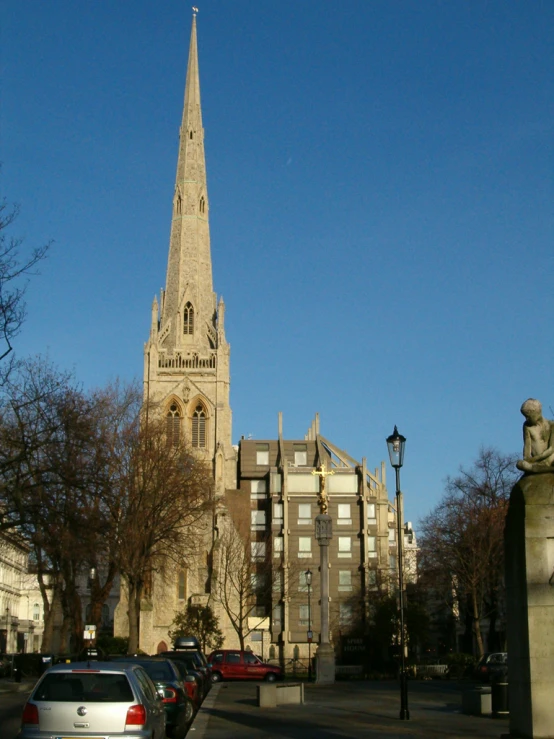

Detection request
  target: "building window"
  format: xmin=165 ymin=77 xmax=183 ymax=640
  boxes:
xmin=250 ymin=573 xmax=266 ymax=592
xmin=256 ymin=444 xmax=269 ymax=465
xmin=298 ymin=570 xmax=311 ymax=592
xmin=250 ymin=630 xmax=262 ymax=642
xmin=183 ymin=302 xmax=194 ymax=334
xmin=273 ymin=570 xmax=282 ymax=593
xmin=272 ymin=602 xmax=282 ymax=628
xmin=178 ymin=570 xmax=186 ymax=600
xmin=338 ymin=537 xmax=352 ymax=558
xmin=251 ymin=510 xmax=266 ymax=531
xmin=191 ymin=403 xmax=207 ymax=448
xmin=299 ymin=604 xmax=310 ymax=626
xmin=338 ymin=504 xmax=351 ymax=525
xmin=273 ymin=535 xmax=283 ymax=556
xmin=250 ymin=479 xmax=267 ymax=500
xmin=389 ymin=554 xmax=397 ymax=571
xmin=273 ymin=502 xmax=283 ymax=523
xmin=33 ymin=604 xmax=40 ymax=621
xmin=389 ymin=528 xmax=396 ymax=543
xmin=294 ymin=444 xmax=307 ymax=466
xmin=367 ymin=569 xmax=377 ymax=589
xmin=199 ymin=196 xmax=205 ymax=214
xmin=166 ymin=403 xmax=181 ymax=447
xmin=338 ymin=570 xmax=352 ymax=592
xmin=298 ymin=503 xmax=312 ymax=525
xmin=251 ymin=542 xmax=266 ymax=562
xmin=367 ymin=536 xmax=377 ymax=558
xmin=339 ymin=602 xmax=353 ymax=626
xmin=298 ymin=537 xmax=312 ymax=559
xmin=367 ymin=502 xmax=376 ymax=523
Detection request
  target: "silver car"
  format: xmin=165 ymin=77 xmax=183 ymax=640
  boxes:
xmin=18 ymin=660 xmax=166 ymax=738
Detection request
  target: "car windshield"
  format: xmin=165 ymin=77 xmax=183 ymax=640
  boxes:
xmin=34 ymin=672 xmax=134 ymax=702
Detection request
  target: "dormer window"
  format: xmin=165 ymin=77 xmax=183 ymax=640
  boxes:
xmin=192 ymin=403 xmax=207 ymax=448
xmin=167 ymin=403 xmax=181 ymax=447
xmin=183 ymin=302 xmax=194 ymax=335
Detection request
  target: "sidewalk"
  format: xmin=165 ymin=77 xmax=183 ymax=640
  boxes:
xmin=0 ymin=677 xmax=36 ymax=694
xmin=189 ymin=680 xmax=509 ymax=739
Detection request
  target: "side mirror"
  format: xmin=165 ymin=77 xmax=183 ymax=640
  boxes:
xmin=185 ymin=675 xmax=196 ymax=683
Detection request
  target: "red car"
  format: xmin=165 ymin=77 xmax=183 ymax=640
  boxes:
xmin=207 ymin=650 xmax=282 ymax=682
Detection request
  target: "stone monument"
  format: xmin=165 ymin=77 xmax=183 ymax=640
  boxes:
xmin=504 ymin=398 xmax=554 ymax=738
xmin=312 ymin=463 xmax=336 ymax=684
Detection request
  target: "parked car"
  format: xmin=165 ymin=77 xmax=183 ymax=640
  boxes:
xmin=475 ymin=652 xmax=508 ymax=682
xmin=158 ymin=650 xmax=210 ymax=698
xmin=161 ymin=655 xmax=201 ymax=708
xmin=111 ymin=656 xmax=195 ymax=737
xmin=18 ymin=660 xmax=166 ymax=739
xmin=207 ymin=649 xmax=282 ymax=682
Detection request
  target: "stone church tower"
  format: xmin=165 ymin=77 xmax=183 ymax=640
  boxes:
xmin=144 ymin=14 xmax=236 ymax=496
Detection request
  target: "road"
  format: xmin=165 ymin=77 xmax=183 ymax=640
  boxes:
xmin=0 ymin=689 xmax=29 ymax=739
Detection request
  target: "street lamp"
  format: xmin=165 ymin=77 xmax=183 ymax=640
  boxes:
xmin=386 ymin=425 xmax=409 ymax=721
xmin=305 ymin=569 xmax=313 ymax=681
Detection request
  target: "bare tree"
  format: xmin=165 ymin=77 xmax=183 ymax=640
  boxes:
xmin=418 ymin=448 xmax=517 ymax=657
xmin=0 ymin=357 xmax=107 ymax=652
xmin=0 ymin=197 xmax=50 ymax=381
xmin=108 ymin=416 xmax=214 ymax=653
xmin=212 ymin=500 xmax=273 ymax=650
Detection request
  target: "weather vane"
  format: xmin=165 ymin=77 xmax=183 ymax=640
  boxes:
xmin=192 ymin=6 xmax=199 ymax=14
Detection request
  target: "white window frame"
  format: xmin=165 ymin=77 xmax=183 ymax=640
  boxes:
xmin=298 ymin=503 xmax=312 ymax=525
xmin=367 ymin=535 xmax=377 ymax=558
xmin=256 ymin=445 xmax=269 ymax=466
xmin=339 ymin=602 xmax=354 ymax=626
xmin=299 ymin=604 xmax=310 ymax=626
xmin=251 ymin=510 xmax=266 ymax=530
xmin=389 ymin=527 xmax=396 ymax=543
xmin=273 ymin=502 xmax=283 ymax=523
xmin=273 ymin=535 xmax=283 ymax=556
xmin=338 ymin=570 xmax=352 ymax=592
xmin=251 ymin=541 xmax=266 ymax=562
xmin=250 ymin=479 xmax=267 ymax=500
xmin=338 ymin=537 xmax=352 ymax=558
xmin=294 ymin=446 xmax=308 ymax=466
xmin=367 ymin=502 xmax=376 ymax=523
xmin=298 ymin=537 xmax=312 ymax=558
xmin=338 ymin=503 xmax=352 ymax=525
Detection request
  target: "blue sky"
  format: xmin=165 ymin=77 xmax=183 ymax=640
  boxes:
xmin=1 ymin=1 xmax=552 ymax=525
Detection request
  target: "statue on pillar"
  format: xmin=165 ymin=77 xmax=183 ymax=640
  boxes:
xmin=516 ymin=398 xmax=554 ymax=474
xmin=312 ymin=462 xmax=335 ymax=514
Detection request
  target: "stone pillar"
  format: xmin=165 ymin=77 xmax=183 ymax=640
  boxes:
xmin=315 ymin=514 xmax=335 ymax=684
xmin=505 ymin=474 xmax=554 ymax=739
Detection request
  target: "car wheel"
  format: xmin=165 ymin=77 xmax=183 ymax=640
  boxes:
xmin=211 ymin=671 xmax=222 ymax=683
xmin=265 ymin=672 xmax=277 ymax=682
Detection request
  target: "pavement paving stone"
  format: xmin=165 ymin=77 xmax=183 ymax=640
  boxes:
xmin=189 ymin=680 xmax=509 ymax=739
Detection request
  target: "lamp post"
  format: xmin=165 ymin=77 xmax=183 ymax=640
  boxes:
xmin=306 ymin=569 xmax=313 ymax=681
xmin=386 ymin=425 xmax=409 ymax=721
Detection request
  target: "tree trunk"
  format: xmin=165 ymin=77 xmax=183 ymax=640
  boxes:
xmin=471 ymin=587 xmax=484 ymax=658
xmin=127 ymin=581 xmax=142 ymax=654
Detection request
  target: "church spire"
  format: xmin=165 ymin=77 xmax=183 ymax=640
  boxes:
xmin=161 ymin=13 xmax=215 ymax=352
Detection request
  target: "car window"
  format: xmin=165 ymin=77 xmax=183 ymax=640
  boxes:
xmin=211 ymin=652 xmax=223 ymax=664
xmin=34 ymin=672 xmax=134 ymax=702
xmin=227 ymin=652 xmax=241 ymax=664
xmin=141 ymin=662 xmax=173 ymax=682
xmin=134 ymin=667 xmax=157 ymax=702
xmin=244 ymin=653 xmax=259 ymax=665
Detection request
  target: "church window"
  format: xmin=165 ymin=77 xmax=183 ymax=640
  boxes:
xmin=183 ymin=302 xmax=194 ymax=334
xmin=199 ymin=196 xmax=205 ymax=214
xmin=178 ymin=570 xmax=186 ymax=600
xmin=191 ymin=403 xmax=207 ymax=448
xmin=190 ymin=130 xmax=193 ymax=139
xmin=167 ymin=403 xmax=181 ymax=447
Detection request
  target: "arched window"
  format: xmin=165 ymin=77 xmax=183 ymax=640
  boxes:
xmin=183 ymin=302 xmax=194 ymax=335
xmin=166 ymin=403 xmax=181 ymax=447
xmin=191 ymin=403 xmax=207 ymax=448
xmin=199 ymin=196 xmax=205 ymax=214
xmin=33 ymin=603 xmax=40 ymax=621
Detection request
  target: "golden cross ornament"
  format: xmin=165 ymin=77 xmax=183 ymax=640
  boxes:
xmin=312 ymin=462 xmax=335 ymax=514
